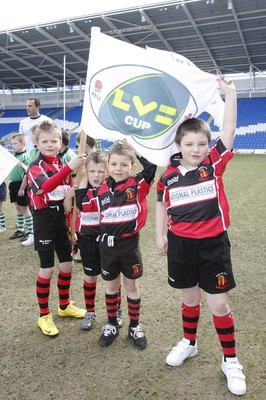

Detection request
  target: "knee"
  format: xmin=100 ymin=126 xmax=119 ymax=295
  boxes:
xmin=106 ymin=276 xmax=121 ymax=295
xmin=124 ymin=280 xmax=139 ymax=298
xmin=182 ymin=287 xmax=201 ymax=307
xmin=210 ymin=299 xmax=230 ymax=316
xmin=39 ymin=266 xmax=54 ymax=279
xmin=60 ymin=261 xmax=73 ymax=272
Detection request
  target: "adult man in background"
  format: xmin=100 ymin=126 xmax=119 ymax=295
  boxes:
xmin=19 ymin=98 xmax=52 ymax=151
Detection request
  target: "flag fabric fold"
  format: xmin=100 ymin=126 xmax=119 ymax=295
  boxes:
xmin=81 ymin=27 xmax=224 ymax=167
xmin=0 ymin=145 xmax=18 ymax=185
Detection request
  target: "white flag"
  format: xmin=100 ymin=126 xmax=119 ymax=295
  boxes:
xmin=0 ymin=145 xmax=18 ymax=185
xmin=146 ymin=46 xmax=225 ymax=129
xmin=81 ymin=27 xmax=225 ymax=167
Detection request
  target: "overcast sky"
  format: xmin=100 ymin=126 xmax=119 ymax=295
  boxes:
xmin=1 ymin=0 xmax=164 ymax=31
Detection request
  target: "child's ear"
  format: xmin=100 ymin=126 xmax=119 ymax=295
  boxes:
xmin=175 ymin=143 xmax=181 ymax=152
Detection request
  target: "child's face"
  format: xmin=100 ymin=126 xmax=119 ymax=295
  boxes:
xmin=11 ymin=138 xmax=24 ymax=153
xmin=37 ymin=132 xmax=62 ymax=157
xmin=87 ymin=160 xmax=107 ymax=187
xmin=176 ymin=131 xmax=209 ymax=170
xmin=107 ymin=154 xmax=135 ymax=182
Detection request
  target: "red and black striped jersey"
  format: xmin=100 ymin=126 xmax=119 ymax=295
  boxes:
xmin=157 ymin=139 xmax=234 ymax=239
xmin=79 ymin=157 xmax=156 ymax=239
xmin=27 ymin=153 xmax=73 ymax=210
xmin=75 ymin=186 xmax=100 ymax=238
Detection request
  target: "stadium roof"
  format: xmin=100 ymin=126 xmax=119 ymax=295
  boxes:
xmin=0 ymin=0 xmax=265 ymax=91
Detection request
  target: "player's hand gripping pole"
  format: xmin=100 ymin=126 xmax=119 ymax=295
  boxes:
xmin=70 ymin=129 xmax=87 ymax=242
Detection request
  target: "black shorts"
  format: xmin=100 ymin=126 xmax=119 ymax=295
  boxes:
xmin=167 ymin=230 xmax=236 ymax=294
xmin=78 ymin=234 xmax=101 ymax=277
xmin=37 ymin=244 xmax=72 ymax=268
xmin=9 ymin=181 xmax=29 ymax=206
xmin=0 ymin=182 xmax=7 ymax=202
xmin=99 ymin=233 xmax=143 ymax=281
xmin=33 ymin=206 xmax=72 ymax=268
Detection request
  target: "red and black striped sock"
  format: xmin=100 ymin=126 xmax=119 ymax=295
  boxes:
xmin=57 ymin=270 xmax=71 ymax=309
xmin=83 ymin=280 xmax=96 ymax=312
xmin=105 ymin=293 xmax=118 ymax=325
xmin=213 ymin=312 xmax=236 ymax=360
xmin=128 ymin=297 xmax=141 ymax=328
xmin=182 ymin=302 xmax=200 ymax=346
xmin=36 ymin=275 xmax=51 ymax=317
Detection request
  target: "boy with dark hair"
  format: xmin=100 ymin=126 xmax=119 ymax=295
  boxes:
xmin=75 ymin=132 xmax=96 ymax=154
xmin=156 ymin=76 xmax=246 ymax=396
xmin=27 ymin=120 xmax=87 ymax=336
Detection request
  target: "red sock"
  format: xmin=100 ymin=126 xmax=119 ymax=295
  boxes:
xmin=182 ymin=302 xmax=200 ymax=344
xmin=36 ymin=275 xmax=51 ymax=316
xmin=213 ymin=312 xmax=236 ymax=359
xmin=83 ymin=280 xmax=96 ymax=312
xmin=57 ymin=270 xmax=71 ymax=308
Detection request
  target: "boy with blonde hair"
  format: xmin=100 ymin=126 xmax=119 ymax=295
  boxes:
xmin=27 ymin=121 xmax=87 ymax=336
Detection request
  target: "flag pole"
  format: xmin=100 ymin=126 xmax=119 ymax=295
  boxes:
xmin=70 ymin=26 xmax=101 ymax=241
xmin=70 ymin=128 xmax=87 ymax=242
xmin=63 ymin=55 xmax=66 ymax=130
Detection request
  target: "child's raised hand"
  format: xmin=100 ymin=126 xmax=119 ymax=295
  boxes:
xmin=217 ymin=75 xmax=236 ymax=94
xmin=68 ymin=154 xmax=86 ymax=170
xmin=122 ymin=138 xmax=140 ymax=157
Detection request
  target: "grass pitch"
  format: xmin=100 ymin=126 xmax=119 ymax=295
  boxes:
xmin=0 ymin=154 xmax=265 ymax=399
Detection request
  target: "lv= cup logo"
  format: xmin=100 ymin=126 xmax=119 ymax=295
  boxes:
xmin=89 ymin=65 xmax=197 ymax=150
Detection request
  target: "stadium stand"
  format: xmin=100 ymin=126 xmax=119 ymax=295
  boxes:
xmin=57 ymin=106 xmax=83 ymax=122
xmin=1 ymin=99 xmax=265 ymax=151
xmin=209 ymin=97 xmax=266 ymax=150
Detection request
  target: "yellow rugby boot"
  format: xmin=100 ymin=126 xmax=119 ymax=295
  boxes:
xmin=38 ymin=313 xmax=59 ymax=336
xmin=58 ymin=301 xmax=86 ymax=318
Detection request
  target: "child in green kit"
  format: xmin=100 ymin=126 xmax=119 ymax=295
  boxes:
xmin=9 ymin=133 xmax=33 ymax=243
xmin=0 ymin=181 xmax=7 ymax=233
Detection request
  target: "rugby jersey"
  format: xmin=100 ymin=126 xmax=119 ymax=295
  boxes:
xmin=75 ymin=186 xmax=100 ymax=238
xmin=79 ymin=156 xmax=156 ymax=239
xmin=157 ymin=139 xmax=234 ymax=239
xmin=27 ymin=153 xmax=73 ymax=210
